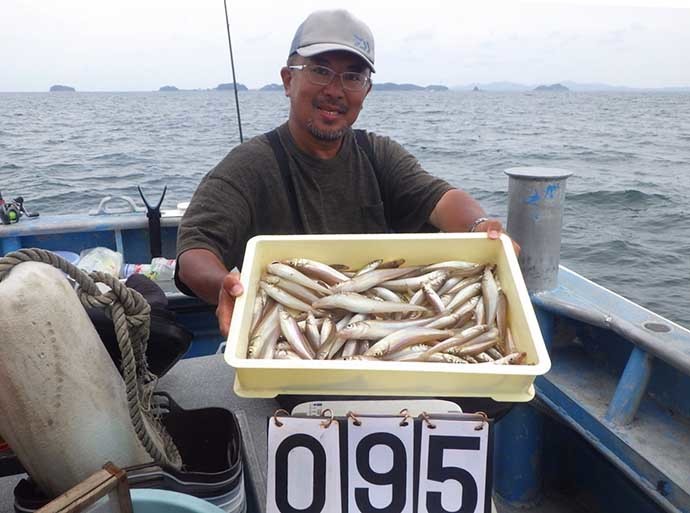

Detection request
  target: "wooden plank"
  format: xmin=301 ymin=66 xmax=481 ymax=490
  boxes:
xmin=36 ymin=463 xmax=133 ymax=513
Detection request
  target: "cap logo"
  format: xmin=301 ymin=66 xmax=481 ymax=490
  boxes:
xmin=353 ymin=34 xmax=370 ymax=54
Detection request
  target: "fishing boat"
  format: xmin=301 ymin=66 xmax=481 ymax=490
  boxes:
xmin=1 ymin=165 xmax=688 ymax=513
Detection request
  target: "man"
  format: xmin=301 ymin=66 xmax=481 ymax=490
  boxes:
xmin=176 ymin=9 xmax=508 ymax=337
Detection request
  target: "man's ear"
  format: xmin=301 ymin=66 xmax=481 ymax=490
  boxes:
xmin=280 ymin=67 xmax=292 ymax=97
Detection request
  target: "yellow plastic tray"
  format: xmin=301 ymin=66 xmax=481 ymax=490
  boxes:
xmin=224 ymin=233 xmax=550 ymax=401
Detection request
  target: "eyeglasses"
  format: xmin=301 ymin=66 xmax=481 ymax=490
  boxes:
xmin=288 ymin=64 xmax=370 ymax=92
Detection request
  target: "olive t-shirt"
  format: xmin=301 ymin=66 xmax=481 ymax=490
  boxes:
xmin=176 ymin=123 xmax=453 ymax=293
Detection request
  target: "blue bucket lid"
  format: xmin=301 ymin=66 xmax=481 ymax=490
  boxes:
xmin=129 ymin=489 xmax=226 ymax=513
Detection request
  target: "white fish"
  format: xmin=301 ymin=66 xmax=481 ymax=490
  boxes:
xmin=281 ymin=258 xmax=350 ymax=285
xmin=380 ymin=270 xmax=449 ymax=292
xmin=418 ymin=324 xmax=489 ymax=361
xmin=445 ymin=282 xmax=482 ymax=312
xmin=278 ymin=307 xmax=315 ymax=360
xmin=313 ymin=293 xmax=429 ymax=314
xmin=365 ymin=327 xmax=455 ymax=357
xmin=267 ymin=262 xmax=331 ymax=295
xmin=259 ymin=281 xmax=312 ymax=312
xmin=332 ymin=267 xmax=417 ymax=294
xmin=482 ymin=267 xmax=499 ymax=327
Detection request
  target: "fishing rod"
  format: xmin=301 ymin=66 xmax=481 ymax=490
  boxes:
xmin=222 ymin=0 xmax=244 ymax=143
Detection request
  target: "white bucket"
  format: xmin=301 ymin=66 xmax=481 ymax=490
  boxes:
xmin=0 ymin=262 xmax=153 ymax=497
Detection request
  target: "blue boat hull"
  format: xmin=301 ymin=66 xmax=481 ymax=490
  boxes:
xmin=2 ymin=210 xmax=689 ymax=513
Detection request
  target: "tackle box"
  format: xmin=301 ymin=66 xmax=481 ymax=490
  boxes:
xmin=224 ymin=233 xmax=550 ymax=401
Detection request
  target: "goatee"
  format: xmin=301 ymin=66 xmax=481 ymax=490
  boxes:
xmin=307 ymin=120 xmax=348 ymax=141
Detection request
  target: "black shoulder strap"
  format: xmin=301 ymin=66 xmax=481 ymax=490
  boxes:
xmin=265 ymin=129 xmax=305 ymax=232
xmin=354 ymin=129 xmax=392 ymax=230
xmin=354 ymin=129 xmax=377 ymax=177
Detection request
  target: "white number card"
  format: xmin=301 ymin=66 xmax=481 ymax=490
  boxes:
xmin=266 ymin=416 xmax=342 ymax=513
xmin=265 ymin=412 xmax=492 ymax=513
xmin=417 ymin=418 xmax=491 ymax=513
xmin=347 ymin=416 xmax=414 ymax=513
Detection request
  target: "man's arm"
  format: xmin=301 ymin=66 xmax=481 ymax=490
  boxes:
xmin=178 ymin=249 xmax=230 ymax=304
xmin=428 ymin=189 xmax=490 ymax=232
xmin=178 ymin=249 xmax=243 ymax=337
xmin=429 ymin=189 xmax=520 ymax=253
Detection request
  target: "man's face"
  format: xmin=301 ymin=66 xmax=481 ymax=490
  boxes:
xmin=281 ymin=51 xmax=372 ymax=145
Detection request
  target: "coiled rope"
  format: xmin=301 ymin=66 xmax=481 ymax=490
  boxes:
xmin=0 ymin=248 xmax=182 ymax=469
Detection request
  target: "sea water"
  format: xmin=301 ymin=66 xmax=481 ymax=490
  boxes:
xmin=1 ymin=90 xmax=688 ymax=327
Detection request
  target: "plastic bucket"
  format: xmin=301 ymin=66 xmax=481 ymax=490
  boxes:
xmin=128 ymin=489 xmax=226 ymax=513
xmin=52 ymin=251 xmax=80 ymax=265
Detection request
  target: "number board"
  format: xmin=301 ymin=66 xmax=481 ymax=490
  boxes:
xmin=267 ymin=416 xmax=342 ymax=513
xmin=266 ymin=413 xmax=493 ymax=513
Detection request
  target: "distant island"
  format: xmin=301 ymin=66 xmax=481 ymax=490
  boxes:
xmin=426 ymin=85 xmax=448 ymax=92
xmin=216 ymin=83 xmax=248 ymax=91
xmin=50 ymin=85 xmax=75 ymax=92
xmin=42 ymin=79 xmax=686 ymax=94
xmin=259 ymin=83 xmax=283 ymax=92
xmin=534 ymin=83 xmax=570 ymax=92
xmin=253 ymin=82 xmax=448 ymax=92
xmin=373 ymin=83 xmax=449 ymax=91
xmin=449 ymin=81 xmax=690 ymax=92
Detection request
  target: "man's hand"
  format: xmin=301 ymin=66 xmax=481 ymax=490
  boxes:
xmin=178 ymin=249 xmax=243 ymax=338
xmin=216 ymin=272 xmax=243 ymax=338
xmin=473 ymin=218 xmax=521 ymax=255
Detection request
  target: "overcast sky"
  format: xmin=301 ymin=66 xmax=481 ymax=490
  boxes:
xmin=2 ymin=0 xmax=689 ymax=92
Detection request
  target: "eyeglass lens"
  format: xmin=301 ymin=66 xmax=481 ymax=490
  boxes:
xmin=306 ymin=65 xmax=368 ymax=91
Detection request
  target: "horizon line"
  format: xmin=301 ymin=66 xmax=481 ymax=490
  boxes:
xmin=3 ymin=81 xmax=690 ymax=93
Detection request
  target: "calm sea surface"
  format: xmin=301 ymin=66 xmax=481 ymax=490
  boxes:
xmin=1 ymin=91 xmax=689 ymax=327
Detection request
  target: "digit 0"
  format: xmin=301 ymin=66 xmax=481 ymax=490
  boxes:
xmin=275 ymin=434 xmax=327 ymax=513
xmin=354 ymin=432 xmax=407 ymax=513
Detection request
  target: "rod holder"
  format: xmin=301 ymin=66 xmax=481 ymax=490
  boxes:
xmin=505 ymin=167 xmax=573 ymax=293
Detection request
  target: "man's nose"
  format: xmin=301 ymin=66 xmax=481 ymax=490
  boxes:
xmin=322 ymin=74 xmax=346 ymax=97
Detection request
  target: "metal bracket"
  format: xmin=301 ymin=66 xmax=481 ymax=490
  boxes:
xmin=89 ymin=196 xmax=145 ymax=216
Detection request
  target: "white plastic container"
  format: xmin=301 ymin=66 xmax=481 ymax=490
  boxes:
xmin=224 ymin=233 xmax=550 ymax=402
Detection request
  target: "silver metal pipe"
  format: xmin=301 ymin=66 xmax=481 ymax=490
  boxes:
xmin=505 ymin=167 xmax=573 ymax=293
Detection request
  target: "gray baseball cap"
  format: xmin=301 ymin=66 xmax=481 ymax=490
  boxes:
xmin=289 ymin=10 xmax=375 ymax=72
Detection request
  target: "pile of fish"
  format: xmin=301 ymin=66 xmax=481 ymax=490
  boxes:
xmin=246 ymin=257 xmax=527 ymax=365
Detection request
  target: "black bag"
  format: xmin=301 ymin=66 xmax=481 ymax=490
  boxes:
xmin=87 ymin=274 xmax=192 ymax=377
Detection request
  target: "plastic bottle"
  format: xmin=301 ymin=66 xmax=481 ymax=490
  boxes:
xmin=121 ymin=258 xmax=175 ymax=281
xmin=121 ymin=263 xmax=152 ymax=279
xmin=149 ymin=258 xmax=176 ymax=281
